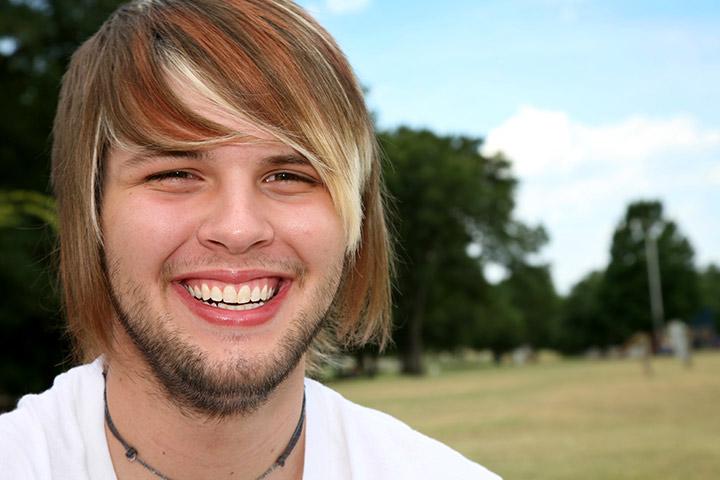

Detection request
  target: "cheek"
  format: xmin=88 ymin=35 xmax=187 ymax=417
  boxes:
xmin=102 ymin=193 xmax=196 ymax=273
xmin=274 ymin=201 xmax=346 ymax=264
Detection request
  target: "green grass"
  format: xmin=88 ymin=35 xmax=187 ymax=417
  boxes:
xmin=329 ymin=352 xmax=720 ymax=480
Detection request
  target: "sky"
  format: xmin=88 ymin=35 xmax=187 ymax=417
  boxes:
xmin=296 ymin=0 xmax=720 ymax=293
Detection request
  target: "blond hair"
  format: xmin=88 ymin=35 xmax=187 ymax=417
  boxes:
xmin=52 ymin=0 xmax=391 ymax=362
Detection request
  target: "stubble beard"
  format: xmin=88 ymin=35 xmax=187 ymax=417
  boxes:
xmin=105 ymin=256 xmax=342 ymax=418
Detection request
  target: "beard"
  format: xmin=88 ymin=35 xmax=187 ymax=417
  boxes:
xmin=105 ymin=255 xmax=342 ymax=418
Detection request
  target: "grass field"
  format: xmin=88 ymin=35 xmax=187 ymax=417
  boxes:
xmin=329 ymin=351 xmax=720 ymax=479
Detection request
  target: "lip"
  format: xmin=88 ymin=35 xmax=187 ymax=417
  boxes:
xmin=171 ymin=270 xmax=291 ymax=328
xmin=172 ymin=269 xmax=292 ymax=284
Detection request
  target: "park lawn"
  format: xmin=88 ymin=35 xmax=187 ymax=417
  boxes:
xmin=329 ymin=351 xmax=720 ymax=480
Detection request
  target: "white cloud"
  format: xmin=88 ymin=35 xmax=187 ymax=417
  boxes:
xmin=325 ymin=0 xmax=370 ymax=14
xmin=481 ymin=107 xmax=720 ymax=293
xmin=482 ymin=107 xmax=576 ymax=176
xmin=482 ymin=106 xmax=720 ymax=177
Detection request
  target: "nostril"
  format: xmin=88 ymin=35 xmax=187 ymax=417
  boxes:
xmin=196 ymin=214 xmax=275 ymax=255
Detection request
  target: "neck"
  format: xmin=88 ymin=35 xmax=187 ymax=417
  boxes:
xmin=103 ymin=352 xmax=306 ymax=480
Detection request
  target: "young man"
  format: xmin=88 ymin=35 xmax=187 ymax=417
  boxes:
xmin=0 ymin=1 xmax=500 ymax=478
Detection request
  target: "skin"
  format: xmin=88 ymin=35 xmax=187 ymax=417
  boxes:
xmin=100 ymin=84 xmax=347 ymax=479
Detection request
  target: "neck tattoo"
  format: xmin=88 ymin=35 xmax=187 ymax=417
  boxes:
xmin=103 ymin=372 xmax=306 ymax=480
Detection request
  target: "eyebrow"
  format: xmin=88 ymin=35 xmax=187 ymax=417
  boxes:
xmin=122 ymin=150 xmax=311 ymax=168
xmin=264 ymin=153 xmax=312 ymax=167
xmin=122 ymin=150 xmax=210 ymax=168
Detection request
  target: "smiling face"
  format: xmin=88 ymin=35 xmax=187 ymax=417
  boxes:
xmin=100 ymin=91 xmax=346 ymax=416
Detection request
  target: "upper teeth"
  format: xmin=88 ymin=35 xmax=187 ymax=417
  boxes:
xmin=185 ymin=281 xmax=276 ymax=305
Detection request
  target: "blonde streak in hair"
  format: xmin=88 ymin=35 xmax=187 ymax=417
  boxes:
xmin=296 ymin=86 xmax=368 ymax=250
xmin=164 ymin=53 xmax=304 ymax=152
xmin=294 ymin=32 xmax=362 ymax=135
xmin=287 ymin=135 xmax=362 ymax=255
xmin=274 ymin=1 xmax=326 ymax=39
xmin=88 ymin=110 xmax=106 ymax=244
xmin=307 ymin=43 xmax=356 ymax=114
xmin=164 ymin=52 xmax=232 ymax=116
xmin=302 ymin=124 xmax=363 ymax=253
xmin=303 ymin=72 xmax=375 ymax=239
xmin=342 ymin=153 xmax=364 ymax=254
xmin=340 ymin=131 xmax=376 ymax=253
xmin=276 ymin=0 xmax=359 ymax=102
xmin=263 ymin=121 xmax=361 ymax=256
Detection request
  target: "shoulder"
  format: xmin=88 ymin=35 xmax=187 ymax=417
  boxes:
xmin=5 ymin=358 xmax=104 ymax=427
xmin=0 ymin=359 xmax=106 ymax=479
xmin=304 ymin=379 xmax=501 ymax=480
xmin=0 ymin=405 xmax=48 ymax=478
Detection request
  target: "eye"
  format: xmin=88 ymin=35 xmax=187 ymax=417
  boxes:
xmin=262 ymin=170 xmax=321 ymax=195
xmin=144 ymin=169 xmax=202 ymax=193
xmin=263 ymin=171 xmax=318 ymax=184
xmin=146 ymin=170 xmax=198 ymax=182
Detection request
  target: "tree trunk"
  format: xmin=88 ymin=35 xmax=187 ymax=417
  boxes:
xmin=401 ymin=249 xmax=438 ymax=375
xmin=354 ymin=349 xmax=379 ymax=377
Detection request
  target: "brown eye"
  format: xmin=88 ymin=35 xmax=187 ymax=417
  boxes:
xmin=147 ymin=170 xmax=197 ymax=181
xmin=144 ymin=169 xmax=202 ymax=193
xmin=264 ymin=171 xmax=317 ymax=184
xmin=263 ymin=170 xmax=321 ymax=195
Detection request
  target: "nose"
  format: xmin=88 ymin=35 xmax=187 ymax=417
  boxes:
xmin=196 ymin=182 xmax=274 ymax=255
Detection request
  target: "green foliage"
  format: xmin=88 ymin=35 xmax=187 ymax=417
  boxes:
xmin=499 ymin=262 xmax=560 ymax=349
xmin=380 ymin=128 xmax=546 ymax=371
xmin=472 ymin=283 xmax=525 ymax=361
xmin=555 ymin=200 xmax=700 ymax=352
xmin=0 ymin=191 xmax=62 ymax=399
xmin=0 ymin=189 xmax=57 ymax=230
xmin=0 ymin=0 xmax=124 ymax=190
xmin=0 ymin=0 xmax=123 ymax=400
xmin=557 ymin=200 xmax=706 ymax=354
xmin=698 ymin=264 xmax=720 ymax=329
xmin=557 ymin=270 xmax=606 ymax=353
xmin=0 ymin=217 xmax=66 ymax=400
xmin=600 ymin=200 xmax=699 ymax=344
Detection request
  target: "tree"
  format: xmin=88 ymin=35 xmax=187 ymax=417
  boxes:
xmin=472 ymin=283 xmax=525 ymax=364
xmin=0 ymin=0 xmax=124 ymax=191
xmin=557 ymin=270 xmax=606 ymax=353
xmin=698 ymin=264 xmax=720 ymax=330
xmin=499 ymin=262 xmax=560 ymax=349
xmin=600 ymin=200 xmax=700 ymax=347
xmin=0 ymin=0 xmax=124 ymax=403
xmin=380 ymin=127 xmax=546 ymax=373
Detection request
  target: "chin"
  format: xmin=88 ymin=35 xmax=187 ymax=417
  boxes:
xmin=109 ymin=282 xmax=328 ymax=417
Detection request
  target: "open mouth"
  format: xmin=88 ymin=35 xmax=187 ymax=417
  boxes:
xmin=181 ymin=278 xmax=282 ymax=312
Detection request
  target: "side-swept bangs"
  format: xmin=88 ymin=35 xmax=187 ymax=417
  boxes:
xmin=52 ymin=0 xmax=391 ymax=362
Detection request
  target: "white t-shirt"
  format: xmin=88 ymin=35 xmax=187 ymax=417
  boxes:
xmin=0 ymin=359 xmax=500 ymax=479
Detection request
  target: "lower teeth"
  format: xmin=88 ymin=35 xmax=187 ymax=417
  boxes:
xmin=204 ymin=300 xmax=265 ymax=311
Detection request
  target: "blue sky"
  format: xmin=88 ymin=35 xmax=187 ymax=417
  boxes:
xmin=297 ymin=0 xmax=720 ymax=293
